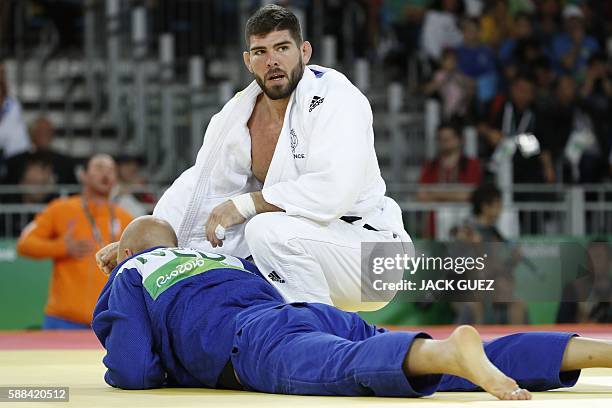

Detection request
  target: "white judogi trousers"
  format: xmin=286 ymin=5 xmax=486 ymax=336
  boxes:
xmin=245 ymin=213 xmax=407 ymax=312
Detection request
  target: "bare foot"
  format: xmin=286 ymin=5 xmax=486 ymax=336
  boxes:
xmin=445 ymin=325 xmax=532 ymax=400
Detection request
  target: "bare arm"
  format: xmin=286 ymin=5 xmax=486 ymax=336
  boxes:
xmin=251 ymin=191 xmax=283 ymax=213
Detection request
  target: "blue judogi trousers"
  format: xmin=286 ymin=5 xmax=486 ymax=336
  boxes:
xmin=231 ymin=303 xmax=580 ymax=397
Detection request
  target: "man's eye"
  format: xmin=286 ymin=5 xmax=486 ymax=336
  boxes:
xmin=278 ymin=46 xmax=288 ymax=52
xmin=254 ymin=50 xmax=264 ymax=55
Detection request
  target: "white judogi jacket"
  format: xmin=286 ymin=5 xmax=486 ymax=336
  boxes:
xmin=154 ymin=65 xmax=409 ymax=258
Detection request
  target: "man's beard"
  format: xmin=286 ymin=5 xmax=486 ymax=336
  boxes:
xmin=254 ymin=58 xmax=304 ymax=100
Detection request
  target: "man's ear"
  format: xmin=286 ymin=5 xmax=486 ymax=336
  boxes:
xmin=117 ymin=248 xmax=133 ymax=264
xmin=243 ymin=51 xmax=253 ymax=73
xmin=302 ymin=41 xmax=312 ymax=65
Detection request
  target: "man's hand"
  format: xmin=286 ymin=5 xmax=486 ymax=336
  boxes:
xmin=205 ymin=200 xmax=246 ymax=248
xmin=65 ymin=223 xmax=95 ymax=259
xmin=96 ymin=241 xmax=120 ymax=275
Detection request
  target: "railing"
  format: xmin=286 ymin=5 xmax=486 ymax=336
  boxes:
xmin=1 ymin=183 xmax=610 ymax=239
xmin=388 ymin=183 xmax=612 ymax=239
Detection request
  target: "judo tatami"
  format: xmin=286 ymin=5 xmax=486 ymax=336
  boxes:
xmin=1 ymin=326 xmax=611 ymax=408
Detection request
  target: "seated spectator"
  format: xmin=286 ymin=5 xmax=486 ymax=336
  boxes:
xmin=112 ymin=155 xmax=153 ymax=217
xmin=551 ymin=4 xmax=599 ymax=80
xmin=498 ymin=12 xmax=535 ymax=66
xmin=0 ymin=155 xmax=55 ymax=237
xmin=532 ymin=56 xmax=556 ymax=111
xmin=456 ymin=18 xmax=498 ymax=109
xmin=420 ymin=0 xmax=464 ymax=63
xmin=0 ymin=62 xmax=29 ymax=168
xmin=3 ymin=116 xmax=77 ymax=185
xmin=423 ymin=48 xmax=474 ymax=121
xmin=16 ymin=154 xmax=133 ymax=329
xmin=418 ymin=121 xmax=482 ymax=202
xmin=417 ymin=121 xmax=482 ymax=238
xmin=468 ymin=183 xmax=504 ymax=241
xmin=534 ymin=0 xmax=561 ymax=53
xmin=557 ymin=239 xmax=612 ymax=324
xmin=577 ymin=53 xmax=612 ymax=183
xmin=466 ymin=183 xmax=527 ymax=324
xmin=538 ymin=75 xmax=588 ymax=183
xmin=479 ymin=0 xmax=514 ymax=50
xmin=500 ymin=17 xmax=546 ymax=88
xmin=479 ymin=73 xmax=553 ymax=184
xmin=381 ymin=0 xmax=429 ymax=62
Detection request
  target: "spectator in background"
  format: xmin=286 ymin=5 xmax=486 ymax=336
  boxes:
xmin=467 ymin=183 xmax=527 ymax=324
xmin=456 ymin=17 xmax=498 ymax=110
xmin=479 ymin=0 xmax=514 ymax=50
xmin=557 ymin=239 xmax=611 ymax=324
xmin=538 ymin=75 xmax=586 ymax=183
xmin=0 ymin=62 xmax=29 ymax=167
xmin=498 ymin=13 xmax=545 ymax=87
xmin=534 ymin=0 xmax=561 ymax=52
xmin=381 ymin=0 xmax=429 ymax=71
xmin=423 ymin=48 xmax=474 ymax=121
xmin=551 ymin=4 xmax=599 ymax=81
xmin=383 ymin=0 xmax=429 ymax=53
xmin=417 ymin=121 xmax=482 ymax=237
xmin=0 ymin=155 xmax=55 ymax=237
xmin=498 ymin=12 xmax=534 ymax=66
xmin=3 ymin=116 xmax=77 ymax=185
xmin=479 ymin=73 xmax=554 ymax=184
xmin=468 ymin=183 xmax=504 ymax=241
xmin=16 ymin=154 xmax=133 ymax=329
xmin=576 ymin=0 xmax=608 ymax=54
xmin=420 ymin=0 xmax=464 ymax=63
xmin=112 ymin=155 xmax=153 ymax=217
xmin=532 ymin=56 xmax=557 ymax=111
xmin=578 ymin=53 xmax=612 ymax=183
xmin=418 ymin=121 xmax=482 ymax=201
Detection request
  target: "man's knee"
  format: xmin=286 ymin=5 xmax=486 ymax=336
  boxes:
xmin=245 ymin=213 xmax=319 ymax=258
xmin=245 ymin=213 xmax=292 ymax=251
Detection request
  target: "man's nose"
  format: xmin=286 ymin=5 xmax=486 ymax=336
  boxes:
xmin=266 ymin=53 xmax=280 ymax=67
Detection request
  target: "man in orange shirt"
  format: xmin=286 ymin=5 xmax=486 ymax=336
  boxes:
xmin=17 ymin=154 xmax=133 ymax=329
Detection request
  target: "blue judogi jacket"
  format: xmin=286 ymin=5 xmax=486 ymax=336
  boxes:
xmin=92 ymin=246 xmax=283 ymax=389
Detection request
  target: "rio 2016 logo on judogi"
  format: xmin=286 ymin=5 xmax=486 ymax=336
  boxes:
xmin=133 ymin=248 xmax=250 ymax=300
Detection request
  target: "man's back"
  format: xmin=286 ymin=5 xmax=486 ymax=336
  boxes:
xmin=93 ymin=247 xmax=283 ymax=389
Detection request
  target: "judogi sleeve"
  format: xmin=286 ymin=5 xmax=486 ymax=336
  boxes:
xmin=262 ymin=89 xmax=372 ymax=222
xmin=92 ymin=267 xmax=166 ymax=389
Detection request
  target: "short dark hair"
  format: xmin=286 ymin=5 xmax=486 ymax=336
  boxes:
xmin=245 ymin=4 xmax=302 ymax=48
xmin=438 ymin=120 xmax=463 ymax=139
xmin=471 ymin=184 xmax=501 ymax=216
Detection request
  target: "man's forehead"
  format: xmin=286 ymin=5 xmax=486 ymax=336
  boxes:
xmin=249 ymin=30 xmax=295 ymax=49
xmin=88 ymin=156 xmax=116 ymax=169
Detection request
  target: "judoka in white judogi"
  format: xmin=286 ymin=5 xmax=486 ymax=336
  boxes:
xmin=153 ymin=63 xmax=411 ymax=311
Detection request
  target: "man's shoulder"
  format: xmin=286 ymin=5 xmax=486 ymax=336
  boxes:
xmin=46 ymin=195 xmax=81 ymax=211
xmin=304 ymin=66 xmax=359 ymax=94
xmin=299 ymin=66 xmax=369 ymax=115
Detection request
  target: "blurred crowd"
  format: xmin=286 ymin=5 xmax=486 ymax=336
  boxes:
xmin=0 ymin=59 xmax=152 ymax=235
xmin=410 ymin=0 xmax=612 ymax=189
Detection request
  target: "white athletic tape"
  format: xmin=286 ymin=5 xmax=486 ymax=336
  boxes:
xmin=231 ymin=193 xmax=257 ymax=219
xmin=215 ymin=224 xmax=226 ymax=240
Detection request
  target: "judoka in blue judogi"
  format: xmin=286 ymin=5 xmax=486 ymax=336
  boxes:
xmin=93 ymin=216 xmax=612 ymax=401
